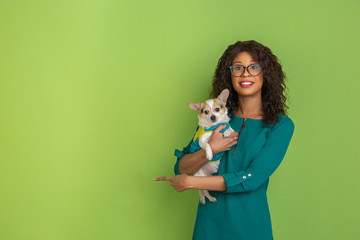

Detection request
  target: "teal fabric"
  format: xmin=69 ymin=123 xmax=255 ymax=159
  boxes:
xmin=204 ymin=122 xmax=231 ymax=132
xmin=174 ymin=114 xmax=295 ymax=240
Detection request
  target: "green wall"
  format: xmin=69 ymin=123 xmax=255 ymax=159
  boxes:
xmin=1 ymin=0 xmax=359 ymax=239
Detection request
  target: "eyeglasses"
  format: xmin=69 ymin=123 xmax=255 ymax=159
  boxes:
xmin=229 ymin=64 xmax=262 ymax=77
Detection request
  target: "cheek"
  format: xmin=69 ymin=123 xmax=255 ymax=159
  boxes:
xmin=231 ymin=77 xmax=244 ymax=93
xmin=258 ymin=73 xmax=264 ymax=83
xmin=253 ymin=74 xmax=264 ymax=87
xmin=231 ymin=77 xmax=238 ymax=88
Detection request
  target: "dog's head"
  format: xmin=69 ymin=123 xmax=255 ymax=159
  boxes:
xmin=188 ymin=89 xmax=230 ymax=129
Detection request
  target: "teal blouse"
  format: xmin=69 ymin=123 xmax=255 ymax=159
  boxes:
xmin=174 ymin=114 xmax=295 ymax=240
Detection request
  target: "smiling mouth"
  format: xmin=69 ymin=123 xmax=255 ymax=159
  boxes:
xmin=240 ymin=81 xmax=254 ymax=87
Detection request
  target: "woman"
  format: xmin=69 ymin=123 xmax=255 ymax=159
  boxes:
xmin=155 ymin=40 xmax=295 ymax=240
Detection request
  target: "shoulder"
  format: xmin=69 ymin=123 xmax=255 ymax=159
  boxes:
xmin=269 ymin=114 xmax=295 ymax=134
xmin=278 ymin=114 xmax=294 ymax=128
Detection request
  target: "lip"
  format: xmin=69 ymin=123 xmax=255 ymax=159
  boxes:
xmin=239 ymin=81 xmax=254 ymax=88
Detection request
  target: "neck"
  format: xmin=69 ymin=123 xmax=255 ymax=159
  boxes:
xmin=235 ymin=94 xmax=264 ymax=119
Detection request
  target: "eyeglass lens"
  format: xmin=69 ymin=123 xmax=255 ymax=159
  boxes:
xmin=231 ymin=64 xmax=262 ymax=77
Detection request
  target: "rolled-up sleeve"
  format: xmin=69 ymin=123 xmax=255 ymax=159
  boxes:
xmin=173 ymin=140 xmax=192 ymax=175
xmin=221 ymin=117 xmax=295 ymax=193
xmin=173 ymin=126 xmax=198 ymax=175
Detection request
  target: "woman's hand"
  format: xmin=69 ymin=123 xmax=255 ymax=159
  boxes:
xmin=154 ymin=174 xmax=191 ymax=192
xmin=209 ymin=125 xmax=239 ymax=155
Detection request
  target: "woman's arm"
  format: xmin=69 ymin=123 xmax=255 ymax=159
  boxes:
xmin=178 ymin=124 xmax=239 ymax=175
xmin=156 ymin=125 xmax=238 ymax=189
xmin=156 ymin=116 xmax=295 ymax=193
xmin=221 ymin=117 xmax=295 ymax=193
xmin=178 ymin=149 xmax=209 ymax=175
xmin=154 ymin=174 xmax=227 ymax=192
xmin=187 ymin=175 xmax=227 ymax=191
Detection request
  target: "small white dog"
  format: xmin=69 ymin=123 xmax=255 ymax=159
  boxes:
xmin=188 ymin=89 xmax=234 ymax=204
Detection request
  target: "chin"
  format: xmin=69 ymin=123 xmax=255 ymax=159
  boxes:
xmin=236 ymin=90 xmax=261 ymax=98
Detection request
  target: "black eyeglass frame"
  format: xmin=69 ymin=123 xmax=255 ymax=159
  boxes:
xmin=229 ymin=64 xmax=262 ymax=77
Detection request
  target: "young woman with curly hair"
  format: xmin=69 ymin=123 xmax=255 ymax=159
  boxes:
xmin=155 ymin=40 xmax=295 ymax=240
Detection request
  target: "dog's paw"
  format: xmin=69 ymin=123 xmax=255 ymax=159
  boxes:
xmin=200 ymin=198 xmax=206 ymax=205
xmin=223 ymin=128 xmax=234 ymax=137
xmin=223 ymin=130 xmax=231 ymax=137
xmin=209 ymin=196 xmax=217 ymax=203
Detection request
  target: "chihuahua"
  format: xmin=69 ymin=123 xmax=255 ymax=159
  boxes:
xmin=188 ymin=89 xmax=234 ymax=204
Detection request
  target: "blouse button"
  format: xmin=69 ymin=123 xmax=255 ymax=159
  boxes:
xmin=243 ymin=176 xmax=246 ymax=179
xmin=248 ymin=173 xmax=252 ymax=177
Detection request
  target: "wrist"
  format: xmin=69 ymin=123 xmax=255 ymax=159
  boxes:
xmin=186 ymin=176 xmax=196 ymax=189
xmin=208 ymin=142 xmax=218 ymax=155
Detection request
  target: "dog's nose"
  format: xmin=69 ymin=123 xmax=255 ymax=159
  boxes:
xmin=210 ymin=115 xmax=216 ymax=121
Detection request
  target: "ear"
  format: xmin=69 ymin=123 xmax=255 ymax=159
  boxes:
xmin=188 ymin=103 xmax=202 ymax=112
xmin=217 ymin=89 xmax=230 ymax=104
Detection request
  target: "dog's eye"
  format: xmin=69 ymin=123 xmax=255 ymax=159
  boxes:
xmin=201 ymin=109 xmax=204 ymax=113
xmin=204 ymin=110 xmax=209 ymax=114
xmin=215 ymin=108 xmax=220 ymax=112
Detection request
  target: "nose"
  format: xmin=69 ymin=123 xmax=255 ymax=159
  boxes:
xmin=210 ymin=115 xmax=216 ymax=121
xmin=242 ymin=68 xmax=250 ymax=77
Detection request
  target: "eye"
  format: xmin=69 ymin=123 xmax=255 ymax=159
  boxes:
xmin=251 ymin=64 xmax=260 ymax=69
xmin=204 ymin=110 xmax=209 ymax=114
xmin=234 ymin=65 xmax=243 ymax=70
xmin=201 ymin=109 xmax=204 ymax=113
xmin=215 ymin=108 xmax=220 ymax=112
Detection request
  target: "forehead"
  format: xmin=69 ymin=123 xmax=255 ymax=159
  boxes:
xmin=232 ymin=51 xmax=257 ymax=65
xmin=202 ymin=100 xmax=213 ymax=109
xmin=202 ymin=99 xmax=222 ymax=109
xmin=213 ymin=99 xmax=223 ymax=107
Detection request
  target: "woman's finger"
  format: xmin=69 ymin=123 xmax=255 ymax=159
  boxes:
xmin=225 ymin=136 xmax=237 ymax=143
xmin=230 ymin=131 xmax=239 ymax=138
xmin=154 ymin=176 xmax=173 ymax=182
xmin=226 ymin=143 xmax=235 ymax=148
xmin=213 ymin=124 xmax=227 ymax=133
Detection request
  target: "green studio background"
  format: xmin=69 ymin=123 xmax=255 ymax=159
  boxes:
xmin=0 ymin=0 xmax=359 ymax=239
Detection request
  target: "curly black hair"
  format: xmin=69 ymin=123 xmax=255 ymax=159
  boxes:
xmin=210 ymin=40 xmax=289 ymax=128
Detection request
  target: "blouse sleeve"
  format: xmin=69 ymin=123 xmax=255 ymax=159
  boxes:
xmin=221 ymin=116 xmax=295 ymax=193
xmin=173 ymin=126 xmax=199 ymax=175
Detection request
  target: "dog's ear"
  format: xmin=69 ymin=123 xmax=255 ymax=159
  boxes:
xmin=217 ymin=89 xmax=230 ymax=104
xmin=188 ymin=103 xmax=201 ymax=112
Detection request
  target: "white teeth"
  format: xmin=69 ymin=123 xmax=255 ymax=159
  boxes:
xmin=240 ymin=82 xmax=253 ymax=85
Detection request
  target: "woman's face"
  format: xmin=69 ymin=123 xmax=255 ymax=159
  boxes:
xmin=231 ymin=51 xmax=263 ymax=98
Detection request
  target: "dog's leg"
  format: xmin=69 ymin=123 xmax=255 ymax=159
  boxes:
xmin=194 ymin=168 xmax=207 ymax=204
xmin=199 ymin=190 xmax=206 ymax=204
xmin=204 ymin=143 xmax=213 ymax=160
xmin=196 ymin=162 xmax=219 ymax=204
xmin=203 ymin=190 xmax=217 ymax=203
xmin=199 ymin=133 xmax=213 ymax=160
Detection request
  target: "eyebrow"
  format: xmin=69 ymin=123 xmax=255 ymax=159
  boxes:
xmin=233 ymin=60 xmax=256 ymax=64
